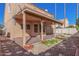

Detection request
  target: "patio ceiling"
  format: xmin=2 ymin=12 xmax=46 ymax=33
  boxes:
xmin=15 ymin=12 xmax=41 ymax=22
xmin=14 ymin=7 xmax=63 ymax=25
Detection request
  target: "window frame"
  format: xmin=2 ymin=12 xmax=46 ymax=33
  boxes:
xmin=34 ymin=24 xmax=38 ymax=33
xmin=26 ymin=24 xmax=30 ymax=30
xmin=20 ymin=24 xmax=23 ymax=29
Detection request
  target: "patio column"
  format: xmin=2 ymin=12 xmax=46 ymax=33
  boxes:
xmin=41 ymin=20 xmax=44 ymax=41
xmin=51 ymin=22 xmax=55 ymax=34
xmin=54 ymin=22 xmax=56 ymax=36
xmin=22 ymin=11 xmax=26 ymax=46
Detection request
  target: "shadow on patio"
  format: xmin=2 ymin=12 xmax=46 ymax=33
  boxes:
xmin=26 ymin=34 xmax=55 ymax=44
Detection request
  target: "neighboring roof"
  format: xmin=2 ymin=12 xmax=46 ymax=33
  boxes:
xmin=14 ymin=3 xmax=62 ymax=24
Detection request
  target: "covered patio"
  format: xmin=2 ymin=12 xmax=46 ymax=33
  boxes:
xmin=14 ymin=7 xmax=62 ymax=46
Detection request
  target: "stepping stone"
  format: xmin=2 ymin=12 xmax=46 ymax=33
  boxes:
xmin=15 ymin=46 xmax=19 ymax=48
xmin=2 ymin=47 xmax=7 ymax=48
xmin=7 ymin=42 xmax=12 ymax=44
xmin=4 ymin=52 xmax=12 ymax=55
xmin=6 ymin=41 xmax=13 ymax=44
xmin=15 ymin=47 xmax=20 ymax=50
xmin=4 ymin=50 xmax=10 ymax=53
xmin=2 ymin=48 xmax=8 ymax=50
xmin=0 ymin=50 xmax=2 ymax=53
xmin=0 ymin=52 xmax=3 ymax=56
xmin=59 ymin=53 xmax=63 ymax=56
xmin=2 ymin=46 xmax=7 ymax=48
xmin=16 ymin=51 xmax=23 ymax=54
xmin=0 ymin=46 xmax=1 ymax=50
xmin=45 ymin=52 xmax=51 ymax=56
xmin=24 ymin=52 xmax=31 ymax=55
xmin=24 ymin=52 xmax=29 ymax=55
xmin=1 ymin=43 xmax=5 ymax=45
xmin=59 ymin=44 xmax=66 ymax=49
xmin=12 ymin=44 xmax=17 ymax=46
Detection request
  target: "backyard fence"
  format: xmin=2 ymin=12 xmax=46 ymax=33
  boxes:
xmin=55 ymin=28 xmax=77 ymax=35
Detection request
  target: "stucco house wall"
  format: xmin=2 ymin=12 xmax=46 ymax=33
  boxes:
xmin=4 ymin=3 xmax=62 ymax=46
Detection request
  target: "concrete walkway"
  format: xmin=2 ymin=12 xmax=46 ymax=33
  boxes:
xmin=38 ymin=32 xmax=79 ymax=56
xmin=31 ymin=38 xmax=62 ymax=55
xmin=0 ymin=36 xmax=33 ymax=56
xmin=26 ymin=34 xmax=55 ymax=44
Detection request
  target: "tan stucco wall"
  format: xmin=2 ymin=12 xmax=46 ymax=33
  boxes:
xmin=59 ymin=18 xmax=69 ymax=28
xmin=4 ymin=3 xmax=62 ymax=46
xmin=4 ymin=4 xmax=30 ymax=39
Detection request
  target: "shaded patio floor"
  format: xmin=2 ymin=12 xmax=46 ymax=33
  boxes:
xmin=26 ymin=34 xmax=57 ymax=44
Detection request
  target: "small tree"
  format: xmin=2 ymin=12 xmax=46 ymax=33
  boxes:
xmin=76 ymin=18 xmax=79 ymax=31
xmin=0 ymin=24 xmax=4 ymax=35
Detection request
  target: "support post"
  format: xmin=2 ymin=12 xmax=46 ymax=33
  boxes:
xmin=41 ymin=20 xmax=43 ymax=41
xmin=22 ymin=11 xmax=26 ymax=46
xmin=54 ymin=3 xmax=56 ymax=37
xmin=54 ymin=22 xmax=56 ymax=36
xmin=64 ymin=3 xmax=66 ymax=28
xmin=77 ymin=3 xmax=78 ymax=19
xmin=51 ymin=22 xmax=55 ymax=34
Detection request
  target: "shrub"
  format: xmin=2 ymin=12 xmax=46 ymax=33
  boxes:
xmin=76 ymin=25 xmax=79 ymax=31
xmin=42 ymin=38 xmax=60 ymax=46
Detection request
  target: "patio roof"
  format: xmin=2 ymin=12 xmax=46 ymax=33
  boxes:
xmin=14 ymin=4 xmax=63 ymax=25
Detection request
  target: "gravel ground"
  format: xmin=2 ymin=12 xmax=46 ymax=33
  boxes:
xmin=38 ymin=32 xmax=79 ymax=56
xmin=0 ymin=36 xmax=33 ymax=56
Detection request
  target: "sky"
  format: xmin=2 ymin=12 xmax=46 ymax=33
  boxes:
xmin=0 ymin=3 xmax=78 ymax=25
xmin=0 ymin=3 xmax=5 ymax=24
xmin=34 ymin=3 xmax=77 ymax=25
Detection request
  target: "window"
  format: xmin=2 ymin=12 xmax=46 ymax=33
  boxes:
xmin=39 ymin=24 xmax=41 ymax=32
xmin=43 ymin=24 xmax=45 ymax=32
xmin=26 ymin=24 xmax=30 ymax=30
xmin=20 ymin=24 xmax=23 ymax=29
xmin=34 ymin=24 xmax=38 ymax=33
xmin=20 ymin=24 xmax=30 ymax=30
xmin=39 ymin=24 xmax=45 ymax=32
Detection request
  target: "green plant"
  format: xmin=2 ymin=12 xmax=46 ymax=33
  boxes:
xmin=42 ymin=38 xmax=61 ymax=46
xmin=55 ymin=35 xmax=65 ymax=39
xmin=76 ymin=25 xmax=79 ymax=31
xmin=66 ymin=25 xmax=75 ymax=28
xmin=76 ymin=18 xmax=79 ymax=31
